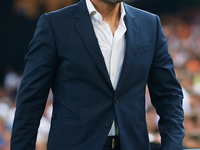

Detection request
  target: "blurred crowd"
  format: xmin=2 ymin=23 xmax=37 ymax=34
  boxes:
xmin=12 ymin=0 xmax=78 ymax=19
xmin=163 ymin=12 xmax=200 ymax=148
xmin=146 ymin=8 xmax=200 ymax=149
xmin=0 ymin=0 xmax=200 ymax=150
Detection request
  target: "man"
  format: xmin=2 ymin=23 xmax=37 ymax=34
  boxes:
xmin=11 ymin=0 xmax=185 ymax=149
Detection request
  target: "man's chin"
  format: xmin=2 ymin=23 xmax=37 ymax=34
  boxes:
xmin=101 ymin=0 xmax=124 ymax=5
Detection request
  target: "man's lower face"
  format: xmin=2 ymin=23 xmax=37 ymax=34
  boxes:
xmin=100 ymin=0 xmax=125 ymax=5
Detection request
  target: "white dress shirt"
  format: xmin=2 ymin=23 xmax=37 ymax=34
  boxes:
xmin=86 ymin=0 xmax=127 ymax=136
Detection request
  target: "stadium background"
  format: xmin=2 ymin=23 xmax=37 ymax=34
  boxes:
xmin=0 ymin=0 xmax=200 ymax=149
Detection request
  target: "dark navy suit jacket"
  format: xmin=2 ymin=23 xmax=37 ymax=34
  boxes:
xmin=11 ymin=0 xmax=185 ymax=149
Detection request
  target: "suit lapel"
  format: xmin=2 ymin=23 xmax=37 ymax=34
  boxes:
xmin=74 ymin=0 xmax=113 ymax=89
xmin=116 ymin=4 xmax=139 ymax=92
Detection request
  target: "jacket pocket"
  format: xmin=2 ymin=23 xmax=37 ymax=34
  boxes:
xmin=135 ymin=43 xmax=153 ymax=55
xmin=51 ymin=113 xmax=80 ymax=122
xmin=139 ymin=118 xmax=146 ymax=122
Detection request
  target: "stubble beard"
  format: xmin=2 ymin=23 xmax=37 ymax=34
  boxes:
xmin=100 ymin=0 xmax=125 ymax=5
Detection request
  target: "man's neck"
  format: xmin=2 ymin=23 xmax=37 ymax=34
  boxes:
xmin=90 ymin=0 xmax=121 ymax=34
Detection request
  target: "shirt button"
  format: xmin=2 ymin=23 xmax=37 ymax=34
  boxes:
xmin=112 ymin=72 xmax=115 ymax=77
xmin=106 ymin=123 xmax=112 ymax=128
xmin=114 ymin=97 xmax=118 ymax=103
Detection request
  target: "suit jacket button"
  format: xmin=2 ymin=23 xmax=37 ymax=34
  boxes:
xmin=114 ymin=97 xmax=118 ymax=103
xmin=106 ymin=123 xmax=111 ymax=128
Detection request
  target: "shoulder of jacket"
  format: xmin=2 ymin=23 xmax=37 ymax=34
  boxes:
xmin=44 ymin=3 xmax=78 ymax=18
xmin=124 ymin=3 xmax=157 ymax=18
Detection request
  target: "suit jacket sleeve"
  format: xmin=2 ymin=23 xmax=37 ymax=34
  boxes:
xmin=147 ymin=16 xmax=185 ymax=150
xmin=11 ymin=14 xmax=57 ymax=150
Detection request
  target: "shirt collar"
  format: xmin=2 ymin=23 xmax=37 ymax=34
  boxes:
xmin=86 ymin=0 xmax=126 ymax=25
